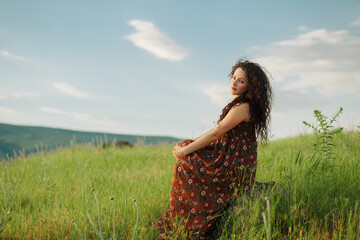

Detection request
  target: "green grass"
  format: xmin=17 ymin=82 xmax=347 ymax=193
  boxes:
xmin=0 ymin=131 xmax=359 ymax=239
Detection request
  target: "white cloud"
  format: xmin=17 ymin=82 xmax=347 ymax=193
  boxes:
xmin=0 ymin=94 xmax=7 ymax=100
xmin=53 ymin=82 xmax=90 ymax=98
xmin=40 ymin=107 xmax=67 ymax=115
xmin=277 ymin=29 xmax=357 ymax=46
xmin=351 ymin=17 xmax=360 ymax=26
xmin=12 ymin=92 xmax=40 ymax=99
xmin=40 ymin=106 xmax=117 ymax=124
xmin=297 ymin=25 xmax=308 ymax=31
xmin=0 ymin=107 xmax=16 ymax=115
xmin=125 ymin=20 xmax=189 ymax=61
xmin=1 ymin=50 xmax=24 ymax=61
xmin=252 ymin=28 xmax=360 ymax=97
xmin=199 ymin=84 xmax=232 ymax=107
xmin=0 ymin=92 xmax=39 ymax=100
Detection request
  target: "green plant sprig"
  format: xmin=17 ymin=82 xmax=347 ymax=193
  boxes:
xmin=302 ymin=107 xmax=343 ymax=174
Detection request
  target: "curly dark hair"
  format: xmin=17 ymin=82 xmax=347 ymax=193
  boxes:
xmin=217 ymin=59 xmax=273 ymax=143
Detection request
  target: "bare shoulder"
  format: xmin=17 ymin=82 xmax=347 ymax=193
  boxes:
xmin=233 ymin=102 xmax=249 ymax=109
xmin=232 ymin=102 xmax=250 ymax=113
xmin=231 ymin=102 xmax=250 ymax=121
xmin=214 ymin=102 xmax=251 ymax=136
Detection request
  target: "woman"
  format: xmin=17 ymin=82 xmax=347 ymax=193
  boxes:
xmin=156 ymin=59 xmax=272 ymax=239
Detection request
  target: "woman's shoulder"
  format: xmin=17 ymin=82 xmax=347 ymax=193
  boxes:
xmin=233 ymin=101 xmax=249 ymax=107
xmin=231 ymin=102 xmax=251 ymax=122
xmin=232 ymin=102 xmax=250 ymax=112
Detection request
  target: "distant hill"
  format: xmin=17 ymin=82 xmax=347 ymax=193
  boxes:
xmin=0 ymin=123 xmax=181 ymax=160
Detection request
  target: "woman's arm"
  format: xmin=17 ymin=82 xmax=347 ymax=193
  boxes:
xmin=173 ymin=103 xmax=250 ymax=159
xmin=193 ymin=129 xmax=213 ymax=141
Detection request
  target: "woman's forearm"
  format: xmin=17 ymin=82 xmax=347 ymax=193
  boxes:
xmin=184 ymin=129 xmax=218 ymax=155
xmin=193 ymin=129 xmax=213 ymax=141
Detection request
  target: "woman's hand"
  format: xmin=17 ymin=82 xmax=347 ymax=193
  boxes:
xmin=173 ymin=145 xmax=187 ymax=159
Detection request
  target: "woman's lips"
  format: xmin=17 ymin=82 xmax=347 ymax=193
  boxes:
xmin=231 ymin=87 xmax=236 ymax=91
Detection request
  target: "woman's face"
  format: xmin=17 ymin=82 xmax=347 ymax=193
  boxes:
xmin=230 ymin=67 xmax=248 ymax=97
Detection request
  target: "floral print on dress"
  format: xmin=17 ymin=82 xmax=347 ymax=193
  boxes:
xmin=156 ymin=121 xmax=257 ymax=239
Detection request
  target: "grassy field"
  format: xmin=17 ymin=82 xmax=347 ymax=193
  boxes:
xmin=0 ymin=131 xmax=359 ymax=239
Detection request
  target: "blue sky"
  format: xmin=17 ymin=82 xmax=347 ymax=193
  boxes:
xmin=1 ymin=0 xmax=359 ymax=140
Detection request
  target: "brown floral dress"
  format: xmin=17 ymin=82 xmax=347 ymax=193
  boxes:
xmin=156 ymin=120 xmax=257 ymax=239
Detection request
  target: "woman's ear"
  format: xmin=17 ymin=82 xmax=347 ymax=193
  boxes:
xmin=245 ymin=91 xmax=252 ymax=99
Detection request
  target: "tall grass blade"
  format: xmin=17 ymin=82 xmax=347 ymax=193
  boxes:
xmin=71 ymin=219 xmax=86 ymax=240
xmin=91 ymin=188 xmax=105 ymax=240
xmin=110 ymin=196 xmax=116 ymax=240
xmin=87 ymin=213 xmax=102 ymax=239
xmin=262 ymin=197 xmax=271 ymax=240
xmin=131 ymin=198 xmax=139 ymax=240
